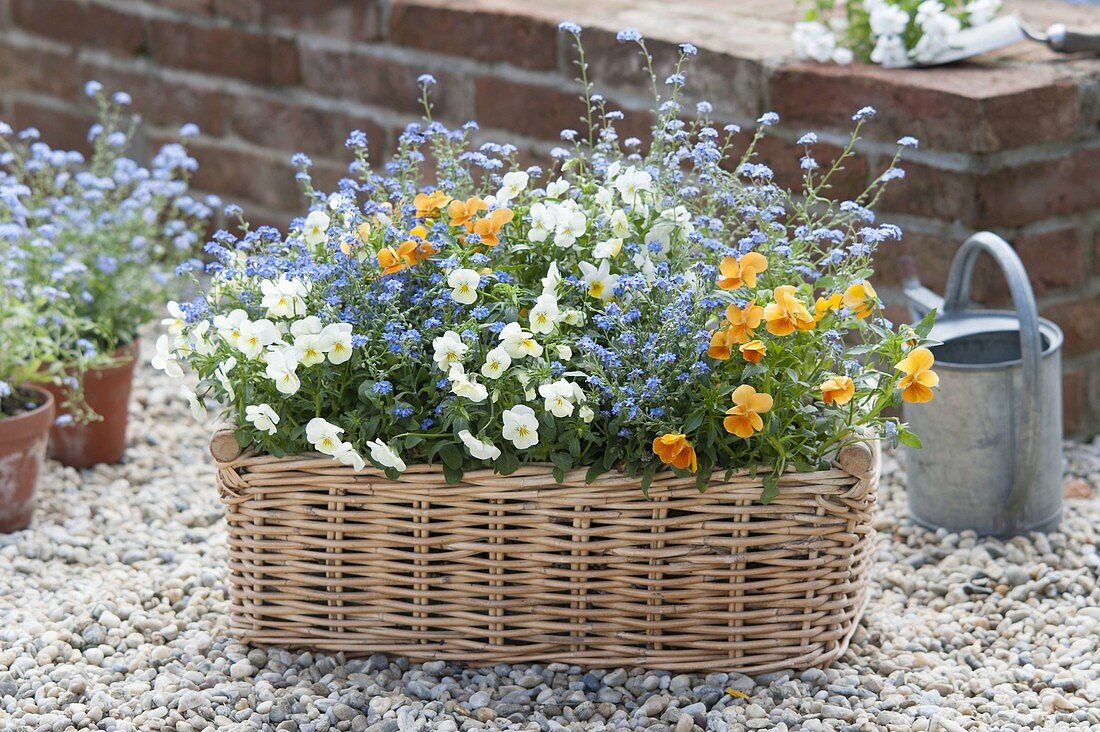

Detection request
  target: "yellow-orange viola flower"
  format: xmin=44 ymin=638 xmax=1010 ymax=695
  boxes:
xmin=814 ymin=292 xmax=843 ymax=323
xmin=763 ymin=285 xmax=814 ymax=336
xmin=377 ymin=245 xmax=409 ymax=275
xmin=723 ymin=384 xmax=773 ymax=438
xmin=843 ymin=280 xmax=877 ymax=320
xmin=895 ymin=347 xmax=939 ymax=403
xmin=708 ymin=329 xmax=732 ymax=360
xmin=414 ymin=190 xmax=452 ymax=218
xmin=471 ymin=208 xmax=514 ymax=247
xmin=724 ymin=300 xmax=764 ymax=344
xmin=652 ymin=433 xmax=698 ymax=473
xmin=739 ymin=340 xmax=767 ymax=364
xmin=717 ymin=252 xmax=768 ymax=290
xmin=447 ymin=196 xmax=488 ymax=231
xmin=820 ymin=375 xmax=856 ymax=405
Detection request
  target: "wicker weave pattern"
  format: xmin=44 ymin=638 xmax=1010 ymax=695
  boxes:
xmin=217 ymin=447 xmax=879 ymax=672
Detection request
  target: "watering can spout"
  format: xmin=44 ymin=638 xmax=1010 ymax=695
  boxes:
xmin=899 ymin=255 xmax=943 ymax=320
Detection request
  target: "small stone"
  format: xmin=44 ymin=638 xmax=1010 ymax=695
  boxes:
xmin=229 ymin=660 xmax=253 ymax=680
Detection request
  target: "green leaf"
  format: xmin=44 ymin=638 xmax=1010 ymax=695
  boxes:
xmin=551 ymin=451 xmax=572 ymax=472
xmin=234 ymin=427 xmax=252 ymax=448
xmin=761 ymin=474 xmax=780 ymax=504
xmin=439 ymin=443 xmax=464 ymax=469
xmin=443 ymin=464 xmax=464 ymax=485
xmin=357 ymin=380 xmax=378 ymax=404
xmin=585 ymin=463 xmax=606 ymax=484
xmin=640 ymin=463 xmax=658 ymax=498
xmin=552 ymin=466 xmax=566 ymax=484
xmin=682 ymin=412 xmax=704 ymax=434
xmin=898 ymin=429 xmax=923 ymax=449
xmin=496 ymin=450 xmax=520 ymax=476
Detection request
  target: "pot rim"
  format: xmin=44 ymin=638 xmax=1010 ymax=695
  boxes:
xmin=0 ymin=384 xmax=55 ymax=430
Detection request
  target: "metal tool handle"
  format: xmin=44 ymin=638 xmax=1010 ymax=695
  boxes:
xmin=1047 ymin=24 xmax=1100 ymax=54
xmin=942 ymin=232 xmax=1042 ymax=533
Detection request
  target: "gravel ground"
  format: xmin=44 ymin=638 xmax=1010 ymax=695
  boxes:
xmin=2 ymin=358 xmax=1100 ymax=732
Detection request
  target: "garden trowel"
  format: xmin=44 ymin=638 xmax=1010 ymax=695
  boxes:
xmin=884 ymin=15 xmax=1100 ymax=68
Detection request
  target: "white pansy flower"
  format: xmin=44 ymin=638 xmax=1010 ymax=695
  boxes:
xmin=245 ymin=403 xmax=280 ymax=435
xmin=432 ymin=330 xmax=468 ymax=371
xmin=151 ymin=334 xmax=183 ymax=378
xmin=529 ymin=295 xmax=559 ymax=335
xmin=561 ymin=309 xmax=585 ymax=326
xmin=869 ymin=2 xmax=909 ymax=36
xmin=792 ymin=21 xmax=837 ymax=63
xmin=553 ymin=209 xmax=587 ymax=248
xmin=162 ymin=301 xmax=186 ymax=335
xmin=594 ymin=186 xmax=613 ymax=212
xmin=447 ymin=268 xmax=481 ymax=305
xmin=613 ymin=166 xmax=653 ymax=205
xmin=555 ymin=344 xmax=572 ymax=361
xmin=609 ymin=209 xmax=631 ymax=238
xmin=260 ymin=275 xmax=311 ymax=319
xmin=541 ymin=261 xmax=561 ymax=298
xmin=649 ymin=206 xmax=695 ymax=250
xmin=502 ymin=404 xmax=539 ymax=449
xmin=214 ymin=356 xmax=237 ymax=401
xmin=306 ymin=418 xmax=344 ymax=455
xmin=965 ymin=0 xmax=999 ymax=26
xmin=367 ymin=439 xmax=406 ymax=472
xmin=499 ymin=322 xmax=543 ymax=359
xmin=214 ymin=308 xmax=249 ymax=347
xmin=334 ymin=443 xmax=366 ymax=472
xmin=294 ymin=333 xmax=327 ymax=367
xmin=527 ymin=202 xmax=556 ymax=243
xmin=448 ymin=364 xmax=489 ymax=403
xmin=870 ymin=34 xmax=908 ymax=65
xmin=481 ymin=346 xmax=512 ymax=379
xmin=459 ymin=429 xmax=502 ymax=461
xmin=303 ymin=210 xmax=331 ymax=247
xmin=264 ymin=347 xmax=301 ymax=395
xmin=319 ymin=323 xmax=354 ymax=364
xmin=545 ymin=177 xmax=569 ymax=198
xmin=237 ymin=318 xmax=280 ymax=359
xmin=180 ymin=385 xmax=206 ymax=422
xmin=495 ymin=170 xmax=529 ymax=205
xmin=538 ymin=379 xmax=576 ymax=418
xmin=290 ymin=316 xmax=323 ymax=338
xmin=579 ymin=405 xmax=595 ymax=423
xmin=593 ymin=237 xmax=622 ymax=259
xmin=327 ymin=193 xmax=347 ymax=211
xmin=578 ymin=260 xmax=618 ymax=301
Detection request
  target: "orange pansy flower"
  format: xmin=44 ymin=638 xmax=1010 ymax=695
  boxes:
xmin=763 ymin=285 xmax=814 ymax=336
xmin=471 ymin=208 xmax=514 ymax=247
xmin=708 ymin=329 xmax=732 ymax=360
xmin=447 ymin=196 xmax=488 ymax=231
xmin=843 ymin=280 xmax=877 ymax=320
xmin=652 ymin=433 xmax=698 ymax=473
xmin=723 ymin=384 xmax=773 ymax=438
xmin=717 ymin=252 xmax=768 ymax=290
xmin=414 ymin=190 xmax=452 ymax=218
xmin=739 ymin=340 xmax=767 ymax=364
xmin=814 ymin=292 xmax=843 ymax=323
xmin=895 ymin=347 xmax=939 ymax=403
xmin=724 ymin=300 xmax=765 ymax=344
xmin=820 ymin=375 xmax=856 ymax=405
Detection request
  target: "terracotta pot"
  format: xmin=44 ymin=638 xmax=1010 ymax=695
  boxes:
xmin=40 ymin=341 xmax=139 ymax=469
xmin=0 ymin=386 xmax=54 ymax=533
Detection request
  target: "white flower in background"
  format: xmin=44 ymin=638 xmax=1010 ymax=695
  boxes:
xmin=613 ymin=166 xmax=653 ymax=206
xmin=579 ymin=260 xmax=618 ymax=301
xmin=869 ymin=2 xmax=910 ymax=37
xmin=294 ymin=333 xmax=327 ymax=367
xmin=792 ymin=21 xmax=837 ymax=63
xmin=245 ymin=403 xmax=280 ymax=435
xmin=871 ymin=33 xmax=909 ymax=65
xmin=214 ymin=308 xmax=249 ymax=347
xmin=554 ymin=344 xmax=572 ymax=361
xmin=432 ymin=330 xmax=468 ymax=371
xmin=264 ymin=348 xmax=301 ymax=395
xmin=215 ymin=356 xmax=237 ymax=400
xmin=459 ymin=429 xmax=502 ymax=461
xmin=189 ymin=320 xmax=215 ymax=356
xmin=579 ymin=405 xmax=595 ymax=423
xmin=633 ymin=250 xmax=658 ymax=281
xmin=593 ymin=237 xmax=622 ymax=259
xmin=237 ymin=319 xmax=281 ymax=359
xmin=502 ymin=404 xmax=540 ymax=449
xmin=516 ymin=372 xmax=536 ymax=401
xmin=538 ymin=379 xmax=577 ymax=418
xmin=303 ymin=210 xmax=331 ymax=246
xmin=448 ymin=364 xmax=489 ymax=403
xmin=495 ymin=171 xmax=529 ymax=205
xmin=529 ymin=294 xmax=560 ymax=335
xmin=162 ymin=301 xmax=186 ymax=335
xmin=319 ymin=323 xmax=354 ymax=364
xmin=832 ymin=47 xmax=854 ymax=65
xmin=334 ymin=443 xmax=366 ymax=472
xmin=553 ymin=208 xmax=587 ymax=248
xmin=499 ymin=322 xmax=543 ymax=359
xmin=151 ymin=334 xmax=183 ymax=378
xmin=609 ymin=209 xmax=632 ymax=238
xmin=481 ymin=346 xmax=512 ymax=379
xmin=172 ymin=333 xmax=195 ymax=359
xmin=561 ymin=309 xmax=585 ymax=327
xmin=327 ymin=192 xmax=347 ymax=211
xmin=261 ymin=276 xmax=311 ymax=319
xmin=594 ymin=186 xmax=613 ymax=212
xmin=913 ymin=0 xmax=961 ymax=63
xmin=447 ymin=268 xmax=481 ymax=305
xmin=966 ymin=0 xmax=999 ymax=26
xmin=367 ymin=439 xmax=406 ymax=472
xmin=306 ymin=417 xmax=344 ymax=455
xmin=527 ymin=202 xmax=556 ymax=243
xmin=180 ymin=385 xmax=206 ymax=422
xmin=545 ymin=177 xmax=569 ymax=198
xmin=541 ymin=261 xmax=561 ymax=298
xmin=649 ymin=206 xmax=695 ymax=249
xmin=290 ymin=316 xmax=323 ymax=338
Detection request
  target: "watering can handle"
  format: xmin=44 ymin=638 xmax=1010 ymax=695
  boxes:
xmin=942 ymin=232 xmax=1042 ymax=533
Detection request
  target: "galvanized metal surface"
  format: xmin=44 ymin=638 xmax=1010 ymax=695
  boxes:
xmin=903 ymin=232 xmax=1064 ymax=536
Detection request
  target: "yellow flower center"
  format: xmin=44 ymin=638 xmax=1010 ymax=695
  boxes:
xmin=517 ymin=426 xmax=530 ymax=438
xmin=589 ymin=282 xmax=604 ymax=298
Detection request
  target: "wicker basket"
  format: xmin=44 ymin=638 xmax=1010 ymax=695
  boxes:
xmin=213 ymin=432 xmax=879 ymax=673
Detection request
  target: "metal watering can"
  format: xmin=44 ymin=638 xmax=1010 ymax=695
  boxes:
xmin=901 ymin=232 xmax=1064 ymax=536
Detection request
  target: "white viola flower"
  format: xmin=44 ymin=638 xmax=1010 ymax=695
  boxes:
xmin=870 ymin=34 xmax=909 ymax=65
xmin=594 ymin=186 xmax=613 ymax=212
xmin=215 ymin=356 xmax=237 ymax=401
xmin=188 ymin=321 xmax=214 ymax=357
xmin=516 ymin=372 xmax=536 ymax=401
xmin=173 ymin=333 xmax=195 ymax=360
xmin=613 ymin=166 xmax=653 ymax=205
xmin=502 ymin=404 xmax=539 ymax=449
xmin=151 ymin=334 xmax=183 ymax=378
xmin=527 ymin=202 xmax=555 ymax=243
xmin=578 ymin=405 xmax=595 ymax=423
xmin=303 ymin=210 xmax=331 ymax=247
xmin=545 ymin=177 xmax=570 ymax=198
xmin=319 ymin=323 xmax=354 ymax=364
xmin=459 ymin=429 xmax=502 ymax=461
xmin=180 ymin=385 xmax=206 ymax=422
xmin=869 ymin=2 xmax=909 ymax=37
xmin=481 ymin=346 xmax=512 ymax=380
xmin=578 ymin=260 xmax=618 ymax=301
xmin=538 ymin=379 xmax=576 ymax=418
xmin=237 ymin=318 xmax=281 ymax=359
xmin=593 ymin=237 xmax=622 ymax=259
xmin=541 ymin=261 xmax=561 ymax=298
xmin=633 ymin=250 xmax=657 ymax=281
xmin=448 ymin=364 xmax=489 ymax=404
xmin=561 ymin=310 xmax=585 ymax=327
xmin=553 ymin=209 xmax=587 ymax=248
xmin=327 ymin=192 xmax=347 ymax=211
xmin=608 ymin=209 xmax=632 ymax=239
xmin=606 ymin=161 xmax=621 ymax=180
xmin=792 ymin=21 xmax=837 ymax=63
xmin=367 ymin=439 xmax=406 ymax=472
xmin=290 ymin=316 xmax=323 ymax=338
xmin=495 ymin=170 xmax=529 ymax=204
xmin=294 ymin=333 xmax=327 ymax=367
xmin=245 ymin=403 xmax=280 ymax=435
xmin=432 ymin=330 xmax=469 ymax=371
xmin=306 ymin=418 xmax=344 ymax=455
xmin=498 ymin=322 xmax=543 ymax=359
xmin=447 ymin=268 xmax=481 ymax=305
xmin=333 ymin=442 xmax=366 ymax=472
xmin=529 ymin=295 xmax=559 ymax=335
xmin=260 ymin=275 xmax=311 ymax=319
xmin=832 ymin=47 xmax=854 ymax=65
xmin=648 ymin=206 xmax=695 ymax=250
xmin=965 ymin=0 xmax=999 ymax=26
xmin=555 ymin=344 xmax=572 ymax=361
xmin=214 ymin=308 xmax=249 ymax=347
xmin=162 ymin=300 xmax=186 ymax=335
xmin=264 ymin=348 xmax=301 ymax=395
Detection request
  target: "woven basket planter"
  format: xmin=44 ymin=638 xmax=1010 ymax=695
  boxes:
xmin=213 ymin=432 xmax=879 ymax=673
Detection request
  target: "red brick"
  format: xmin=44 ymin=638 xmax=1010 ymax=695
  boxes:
xmin=0 ymin=40 xmax=77 ymax=98
xmin=299 ymin=45 xmax=470 ymax=119
xmin=147 ymin=19 xmax=299 ymax=86
xmin=968 ymin=227 xmax=1085 ymax=303
xmin=149 ymin=0 xmax=215 ymax=13
xmin=747 ymin=135 xmax=869 ymax=203
xmin=226 ymin=95 xmax=386 ymax=162
xmin=9 ymin=100 xmax=93 ymax=154
xmin=873 ymin=230 xmax=961 ymax=292
xmin=390 ymin=0 xmax=557 ymax=71
xmin=1042 ymin=293 xmax=1100 ymax=357
xmin=769 ymin=62 xmax=1079 ymax=154
xmin=220 ymin=0 xmax=384 ymax=41
xmin=977 ymin=147 xmax=1100 ymax=229
xmin=879 ymin=161 xmax=979 ymax=226
xmin=186 ymin=140 xmax=306 ymax=212
xmin=78 ymin=60 xmax=226 ymax=136
xmin=11 ymin=0 xmax=144 ymax=55
xmin=473 ymin=76 xmax=588 ymax=141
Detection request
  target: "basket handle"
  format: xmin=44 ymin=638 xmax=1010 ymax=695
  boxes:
xmin=942 ymin=232 xmax=1042 ymax=533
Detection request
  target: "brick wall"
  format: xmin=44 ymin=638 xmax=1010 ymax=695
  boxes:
xmin=2 ymin=0 xmax=1099 ymax=434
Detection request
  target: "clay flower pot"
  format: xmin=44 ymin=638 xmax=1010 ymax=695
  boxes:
xmin=41 ymin=341 xmax=139 ymax=469
xmin=0 ymin=386 xmax=54 ymax=533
